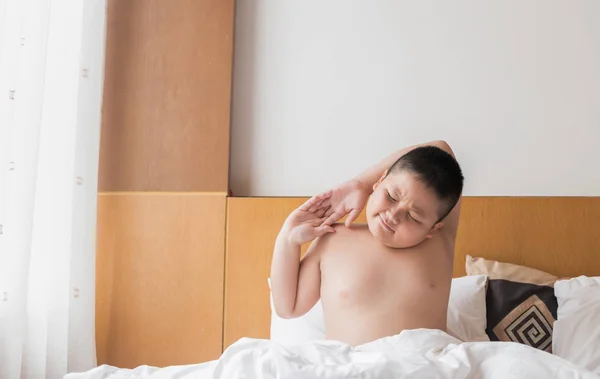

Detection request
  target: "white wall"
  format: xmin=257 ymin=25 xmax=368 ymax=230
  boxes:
xmin=230 ymin=1 xmax=600 ymax=196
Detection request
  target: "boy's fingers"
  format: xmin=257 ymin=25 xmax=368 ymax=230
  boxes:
xmin=317 ymin=198 xmax=332 ymax=211
xmin=317 ymin=190 xmax=333 ymax=199
xmin=316 ymin=225 xmax=335 ymax=237
xmin=323 ymin=207 xmax=335 ymax=218
xmin=300 ymin=190 xmax=333 ymax=212
xmin=316 ymin=205 xmax=331 ymax=218
xmin=300 ymin=194 xmax=325 ymax=212
xmin=345 ymin=209 xmax=361 ymax=227
xmin=308 ymin=197 xmax=327 ymax=213
xmin=322 ymin=211 xmax=341 ymax=226
xmin=309 ymin=192 xmax=334 ymax=213
xmin=299 ymin=196 xmax=318 ymax=211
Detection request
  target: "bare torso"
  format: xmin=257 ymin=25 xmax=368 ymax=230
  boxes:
xmin=318 ymin=224 xmax=455 ymax=346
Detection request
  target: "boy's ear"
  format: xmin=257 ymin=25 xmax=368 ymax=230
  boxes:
xmin=373 ymin=169 xmax=388 ymax=191
xmin=426 ymin=222 xmax=444 ymax=239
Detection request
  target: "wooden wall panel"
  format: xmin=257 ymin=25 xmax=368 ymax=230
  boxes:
xmin=223 ymin=198 xmax=308 ymax=348
xmin=454 ymin=197 xmax=600 ymax=278
xmin=99 ymin=0 xmax=234 ymax=192
xmin=96 ymin=194 xmax=226 ymax=368
xmin=224 ymin=197 xmax=600 ymax=349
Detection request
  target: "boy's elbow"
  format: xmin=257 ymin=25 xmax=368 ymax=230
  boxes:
xmin=433 ymin=139 xmax=450 ymax=149
xmin=432 ymin=140 xmax=455 ymax=157
xmin=274 ymin=300 xmax=309 ymax=319
xmin=275 ymin=309 xmax=295 ymax=319
xmin=272 ymin=298 xmax=295 ymax=319
xmin=274 ymin=307 xmax=298 ymax=320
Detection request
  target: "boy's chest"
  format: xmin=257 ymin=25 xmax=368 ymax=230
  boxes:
xmin=319 ymin=239 xmax=447 ymax=309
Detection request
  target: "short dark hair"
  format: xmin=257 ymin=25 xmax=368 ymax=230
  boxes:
xmin=387 ymin=146 xmax=464 ymax=222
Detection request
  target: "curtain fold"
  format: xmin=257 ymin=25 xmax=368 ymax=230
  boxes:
xmin=0 ymin=0 xmax=107 ymax=378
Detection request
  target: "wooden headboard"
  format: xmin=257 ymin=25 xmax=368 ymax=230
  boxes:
xmin=223 ymin=197 xmax=600 ymax=349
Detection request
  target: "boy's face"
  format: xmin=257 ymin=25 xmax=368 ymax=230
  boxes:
xmin=366 ymin=170 xmax=444 ymax=248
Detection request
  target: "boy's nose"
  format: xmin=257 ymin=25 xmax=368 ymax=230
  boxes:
xmin=388 ymin=207 xmax=405 ymax=224
xmin=388 ymin=203 xmax=408 ymax=224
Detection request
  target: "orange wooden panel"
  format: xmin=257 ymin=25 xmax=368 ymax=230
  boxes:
xmin=96 ymin=193 xmax=226 ymax=368
xmin=223 ymin=198 xmax=313 ymax=348
xmin=513 ymin=197 xmax=600 ymax=277
xmin=99 ymin=0 xmax=234 ymax=192
xmin=454 ymin=197 xmax=600 ymax=277
xmin=453 ymin=197 xmax=525 ymax=277
xmin=224 ymin=197 xmax=600 ymax=349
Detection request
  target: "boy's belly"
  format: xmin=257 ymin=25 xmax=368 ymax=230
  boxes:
xmin=320 ymin=247 xmax=451 ymax=346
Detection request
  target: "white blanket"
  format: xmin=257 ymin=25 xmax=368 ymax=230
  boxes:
xmin=65 ymin=329 xmax=598 ymax=379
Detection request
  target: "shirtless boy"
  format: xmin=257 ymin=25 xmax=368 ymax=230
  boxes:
xmin=270 ymin=140 xmax=464 ymax=346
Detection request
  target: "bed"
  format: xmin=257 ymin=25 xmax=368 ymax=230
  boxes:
xmin=70 ymin=197 xmax=600 ymax=378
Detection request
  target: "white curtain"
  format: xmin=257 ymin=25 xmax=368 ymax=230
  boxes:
xmin=0 ymin=0 xmax=106 ymax=378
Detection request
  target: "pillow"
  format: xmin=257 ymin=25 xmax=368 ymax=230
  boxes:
xmin=466 ymin=255 xmax=558 ymax=352
xmin=268 ymin=275 xmax=489 ymax=345
xmin=553 ymin=276 xmax=600 ymax=375
xmin=446 ymin=274 xmax=490 ymax=342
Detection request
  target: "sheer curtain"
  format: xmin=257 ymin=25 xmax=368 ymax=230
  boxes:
xmin=0 ymin=0 xmax=106 ymax=378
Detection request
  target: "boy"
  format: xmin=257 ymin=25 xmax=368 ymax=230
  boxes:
xmin=270 ymin=140 xmax=464 ymax=346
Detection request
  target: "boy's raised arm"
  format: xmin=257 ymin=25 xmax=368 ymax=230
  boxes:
xmin=321 ymin=140 xmax=455 ymax=226
xmin=356 ymin=140 xmax=455 ymax=190
xmin=270 ymin=192 xmax=335 ymax=319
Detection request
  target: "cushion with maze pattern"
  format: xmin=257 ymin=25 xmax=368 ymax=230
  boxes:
xmin=466 ymin=255 xmax=559 ymax=352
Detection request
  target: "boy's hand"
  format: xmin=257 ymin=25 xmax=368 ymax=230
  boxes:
xmin=320 ymin=178 xmax=371 ymax=227
xmin=282 ymin=192 xmax=336 ymax=245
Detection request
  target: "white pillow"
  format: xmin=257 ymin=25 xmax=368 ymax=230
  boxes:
xmin=446 ymin=274 xmax=490 ymax=342
xmin=553 ymin=276 xmax=600 ymax=375
xmin=268 ymin=275 xmax=489 ymax=345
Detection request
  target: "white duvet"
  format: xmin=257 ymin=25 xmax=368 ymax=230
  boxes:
xmin=66 ymin=329 xmax=598 ymax=379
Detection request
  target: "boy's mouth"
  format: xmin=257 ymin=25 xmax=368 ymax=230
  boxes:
xmin=378 ymin=214 xmax=394 ymax=232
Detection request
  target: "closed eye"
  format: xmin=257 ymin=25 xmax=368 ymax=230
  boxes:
xmin=386 ymin=191 xmax=396 ymax=202
xmin=408 ymin=212 xmax=421 ymax=224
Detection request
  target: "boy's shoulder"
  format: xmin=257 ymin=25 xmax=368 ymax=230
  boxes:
xmin=308 ymin=223 xmax=378 ymax=259
xmin=322 ymin=223 xmax=373 ymax=243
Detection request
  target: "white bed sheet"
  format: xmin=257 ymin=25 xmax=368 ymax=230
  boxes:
xmin=65 ymin=329 xmax=598 ymax=379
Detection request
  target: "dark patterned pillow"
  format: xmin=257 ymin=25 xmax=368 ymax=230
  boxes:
xmin=466 ymin=255 xmax=559 ymax=352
